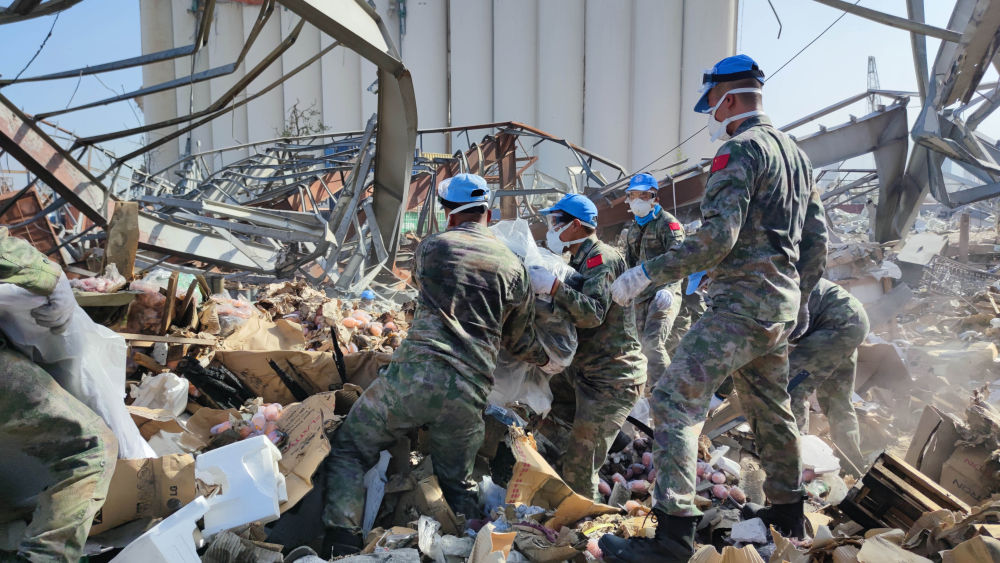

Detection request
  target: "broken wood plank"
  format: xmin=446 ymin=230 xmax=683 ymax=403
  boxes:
xmin=133 ymin=351 xmax=167 ymax=373
xmin=117 ymin=332 xmax=216 ymax=346
xmin=158 ymin=271 xmax=179 ymax=336
xmin=103 ymin=201 xmax=139 ymax=280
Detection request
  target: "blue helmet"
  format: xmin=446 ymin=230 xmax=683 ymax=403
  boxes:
xmin=437 ymin=173 xmax=490 ymax=204
xmin=626 ymin=172 xmax=659 ymax=193
xmin=539 ymin=194 xmax=598 ymax=228
xmin=694 ymin=54 xmax=765 ymax=113
xmin=360 ymin=289 xmax=376 ymax=300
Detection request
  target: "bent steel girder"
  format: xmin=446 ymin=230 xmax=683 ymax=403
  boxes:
xmin=0 ymin=93 xmax=278 ymax=272
xmin=279 ymin=0 xmax=418 ymax=264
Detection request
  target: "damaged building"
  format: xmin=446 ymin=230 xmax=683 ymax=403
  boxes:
xmin=2 ymin=0 xmax=1000 ymax=561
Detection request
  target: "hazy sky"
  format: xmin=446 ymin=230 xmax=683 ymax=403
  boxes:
xmin=0 ymin=0 xmax=996 ymax=177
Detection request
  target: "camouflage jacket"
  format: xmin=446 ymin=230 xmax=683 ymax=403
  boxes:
xmin=397 ymin=221 xmax=548 ymax=395
xmin=554 ymin=237 xmax=645 ymax=384
xmin=0 ymin=226 xmax=61 ymax=295
xmin=644 ymin=115 xmax=828 ymax=322
xmin=624 ymin=208 xmax=686 ymax=303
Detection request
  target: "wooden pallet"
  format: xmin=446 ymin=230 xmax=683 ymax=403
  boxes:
xmin=840 ymin=453 xmax=970 ymax=530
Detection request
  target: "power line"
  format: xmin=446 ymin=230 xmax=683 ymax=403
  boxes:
xmin=634 ymin=0 xmax=861 ymax=175
xmin=10 ymin=12 xmax=61 ymax=83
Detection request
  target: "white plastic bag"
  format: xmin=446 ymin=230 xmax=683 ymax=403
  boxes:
xmin=0 ymin=284 xmax=155 ymax=458
xmin=129 ymin=372 xmax=190 ymax=417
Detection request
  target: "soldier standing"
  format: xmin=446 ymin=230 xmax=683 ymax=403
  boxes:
xmin=601 ymin=54 xmax=828 ymax=561
xmin=0 ymin=227 xmax=118 ymax=562
xmin=622 ymin=172 xmax=686 ymax=387
xmin=528 ymin=194 xmax=646 ymax=502
xmin=321 ymin=174 xmax=561 ymax=555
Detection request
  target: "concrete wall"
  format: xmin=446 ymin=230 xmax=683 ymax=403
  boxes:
xmin=140 ymin=0 xmax=738 ymax=183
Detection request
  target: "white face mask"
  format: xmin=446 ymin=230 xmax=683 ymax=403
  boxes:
xmin=546 ymin=222 xmax=589 ymax=254
xmin=447 ymin=201 xmax=486 ymax=217
xmin=706 ymin=87 xmax=762 ymax=142
xmin=628 ymin=198 xmax=654 ymax=218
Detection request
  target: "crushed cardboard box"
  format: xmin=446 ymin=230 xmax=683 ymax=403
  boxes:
xmin=504 ymin=427 xmax=618 ymax=530
xmin=90 ymin=454 xmax=196 ymax=535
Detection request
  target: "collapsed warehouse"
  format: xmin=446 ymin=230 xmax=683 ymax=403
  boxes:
xmin=4 ymin=0 xmax=1000 ymax=561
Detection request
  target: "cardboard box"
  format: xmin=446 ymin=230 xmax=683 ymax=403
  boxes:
xmin=939 ymin=445 xmax=1000 ymax=506
xmin=905 ymin=405 xmax=964 ymax=481
xmin=90 ymin=454 xmax=196 ymax=535
xmin=904 ymin=405 xmax=1000 ymax=505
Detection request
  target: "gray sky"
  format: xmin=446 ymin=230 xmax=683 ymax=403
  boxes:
xmin=0 ymin=0 xmax=996 ymax=178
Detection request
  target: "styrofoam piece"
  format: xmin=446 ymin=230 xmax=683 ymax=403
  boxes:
xmin=715 ymin=455 xmax=742 ymax=478
xmin=799 ymin=434 xmax=841 ymax=474
xmin=707 ymin=446 xmax=730 ymax=468
xmin=111 ymin=496 xmax=209 ymax=563
xmin=196 ymin=435 xmax=287 ymax=537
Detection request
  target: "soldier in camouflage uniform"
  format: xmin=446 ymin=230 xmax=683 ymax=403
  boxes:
xmin=322 ymin=174 xmax=557 ymax=555
xmin=622 ymin=173 xmax=686 ymax=388
xmin=787 ymin=278 xmax=869 ymax=473
xmin=602 ymin=55 xmax=828 ymax=562
xmin=714 ymin=279 xmax=869 ymax=472
xmin=0 ymin=227 xmax=118 ymax=562
xmin=528 ymin=194 xmax=646 ymax=502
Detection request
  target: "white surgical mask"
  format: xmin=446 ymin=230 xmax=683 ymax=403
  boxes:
xmin=546 ymin=222 xmax=588 ymax=254
xmin=628 ymin=198 xmax=654 ymax=218
xmin=706 ymin=87 xmax=762 ymax=142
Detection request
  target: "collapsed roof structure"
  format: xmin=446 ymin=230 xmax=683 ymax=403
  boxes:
xmin=0 ymin=0 xmax=998 ymax=292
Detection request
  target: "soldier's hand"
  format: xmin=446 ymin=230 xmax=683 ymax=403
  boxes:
xmin=30 ymin=274 xmax=74 ymax=334
xmin=789 ymin=305 xmax=810 ymax=342
xmin=611 ymin=264 xmax=651 ymax=306
xmin=653 ymin=288 xmax=674 ymax=310
xmin=528 ymin=265 xmax=558 ymax=295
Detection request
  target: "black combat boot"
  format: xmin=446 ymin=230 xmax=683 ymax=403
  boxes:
xmin=321 ymin=526 xmax=362 ymax=558
xmin=598 ymin=510 xmax=698 ymax=563
xmin=741 ymin=497 xmax=806 ymax=539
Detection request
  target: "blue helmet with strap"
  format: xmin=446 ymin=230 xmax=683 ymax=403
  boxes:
xmin=694 ymin=54 xmax=765 ymax=113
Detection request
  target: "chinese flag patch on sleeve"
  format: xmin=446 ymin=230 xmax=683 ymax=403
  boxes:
xmin=668 ymin=221 xmax=682 ymax=231
xmin=586 ymin=255 xmax=604 ymax=269
xmin=710 ymin=153 xmax=730 ymax=173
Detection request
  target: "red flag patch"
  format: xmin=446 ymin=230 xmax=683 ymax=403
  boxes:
xmin=586 ymin=255 xmax=604 ymax=269
xmin=710 ymin=153 xmax=730 ymax=173
xmin=668 ymin=221 xmax=682 ymax=231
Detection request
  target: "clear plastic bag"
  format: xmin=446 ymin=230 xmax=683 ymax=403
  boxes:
xmin=0 ymin=284 xmax=155 ymax=458
xmin=488 ymin=220 xmax=579 ymax=415
xmin=69 ymin=263 xmax=127 ymax=293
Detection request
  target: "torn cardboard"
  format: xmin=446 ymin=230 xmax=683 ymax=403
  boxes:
xmin=218 ymin=315 xmax=307 ymax=351
xmin=468 ymin=522 xmax=516 ymax=563
xmin=505 ymin=428 xmax=617 ymax=529
xmin=276 ymin=391 xmax=342 ymax=511
xmin=90 ymin=454 xmax=196 ymax=535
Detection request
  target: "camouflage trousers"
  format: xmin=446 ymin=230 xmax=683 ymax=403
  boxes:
xmin=322 ymin=361 xmax=486 ymax=532
xmin=634 ymin=292 xmax=681 ymax=388
xmin=0 ymin=347 xmax=118 ymax=563
xmin=788 ymin=311 xmax=870 ymax=474
xmin=650 ymin=309 xmax=803 ymax=516
xmin=552 ymin=370 xmax=641 ymax=502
